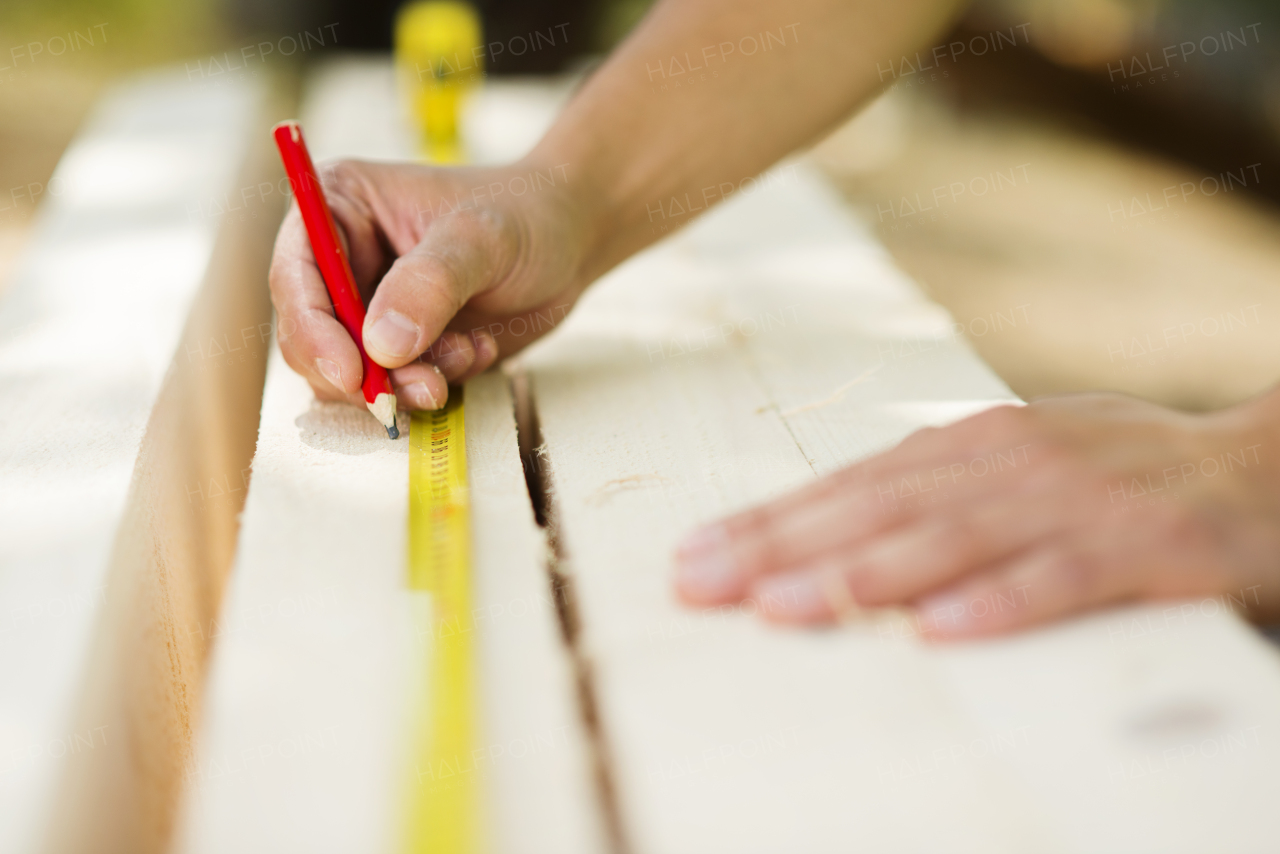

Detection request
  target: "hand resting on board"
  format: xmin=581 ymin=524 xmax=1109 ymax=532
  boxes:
xmin=676 ymin=393 xmax=1280 ymax=639
xmin=265 ymin=0 xmax=1280 ymax=640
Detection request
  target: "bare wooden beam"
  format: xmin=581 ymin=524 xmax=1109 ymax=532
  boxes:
xmin=519 ymin=162 xmax=1280 ymax=852
xmin=0 ymin=71 xmax=278 ymax=854
xmin=175 ymin=57 xmax=606 ymax=854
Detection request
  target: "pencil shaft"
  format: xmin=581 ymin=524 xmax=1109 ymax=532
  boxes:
xmin=272 ymin=121 xmax=395 ymax=414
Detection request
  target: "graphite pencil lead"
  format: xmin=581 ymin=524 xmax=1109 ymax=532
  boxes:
xmin=387 ymin=422 xmax=400 ymax=440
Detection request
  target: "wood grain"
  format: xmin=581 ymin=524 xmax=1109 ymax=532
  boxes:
xmin=520 ymin=162 xmax=1280 ymax=853
xmin=175 ymin=57 xmax=605 ymax=854
xmin=0 ymin=70 xmax=277 ymax=854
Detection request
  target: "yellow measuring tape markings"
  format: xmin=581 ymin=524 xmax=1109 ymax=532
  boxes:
xmin=395 ymin=0 xmax=484 ymax=163
xmin=399 ymin=2 xmax=484 ymax=851
xmin=407 ymin=389 xmax=478 ymax=854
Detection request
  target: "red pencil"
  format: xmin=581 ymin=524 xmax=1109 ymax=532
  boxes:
xmin=272 ymin=120 xmax=400 ymax=439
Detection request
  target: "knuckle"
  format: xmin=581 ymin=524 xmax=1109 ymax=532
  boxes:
xmin=937 ymin=516 xmax=983 ymax=565
xmin=978 ymin=405 xmax=1026 ymax=436
xmin=728 ymin=507 xmax=788 ymax=571
xmin=267 ymin=252 xmax=294 ymax=291
xmin=279 ymin=345 xmax=311 ymax=378
xmin=279 ymin=310 xmax=327 ymax=356
xmin=1022 ymin=443 xmax=1078 ymax=483
xmin=470 ymin=333 xmax=498 ymax=370
xmin=412 ymin=254 xmax=467 ymax=313
xmin=827 ymin=463 xmax=868 ymax=493
xmin=1042 ymin=547 xmax=1099 ymax=599
xmin=1024 ymin=435 xmax=1067 ymax=462
xmin=823 ymin=467 xmax=877 ymax=511
xmin=1155 ymin=504 xmax=1212 ymax=553
xmin=323 ymin=158 xmax=361 ymax=189
xmin=273 ymin=313 xmax=298 ymax=343
xmin=456 ymin=208 xmax=515 ymax=268
xmin=428 ymin=253 xmax=463 ymax=291
xmin=725 ymin=505 xmax=767 ymax=538
xmin=898 ymin=425 xmax=942 ymax=450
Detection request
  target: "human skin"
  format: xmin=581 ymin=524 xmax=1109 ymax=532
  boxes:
xmin=268 ymin=0 xmax=1280 ymax=637
xmin=675 ymin=394 xmax=1280 ymax=638
xmin=268 ymin=0 xmax=966 ymax=408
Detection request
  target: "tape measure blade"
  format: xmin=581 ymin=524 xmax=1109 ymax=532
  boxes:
xmin=407 ymin=390 xmax=479 ymax=853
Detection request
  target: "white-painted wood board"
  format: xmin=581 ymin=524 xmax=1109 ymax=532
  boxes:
xmin=0 ymin=71 xmax=266 ymax=854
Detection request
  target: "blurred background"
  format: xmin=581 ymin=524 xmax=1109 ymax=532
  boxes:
xmin=2 ymin=0 xmax=1278 ymax=409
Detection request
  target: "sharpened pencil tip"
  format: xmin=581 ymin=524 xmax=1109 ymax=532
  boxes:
xmin=387 ymin=422 xmax=400 ymax=440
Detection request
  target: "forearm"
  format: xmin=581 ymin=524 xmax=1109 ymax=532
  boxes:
xmin=528 ymin=0 xmax=968 ymax=283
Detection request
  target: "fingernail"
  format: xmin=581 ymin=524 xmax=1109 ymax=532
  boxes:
xmin=315 ymin=358 xmax=344 ymax=390
xmin=473 ymin=331 xmax=497 ymax=366
xmin=674 ymin=526 xmax=741 ymax=601
xmin=403 ymin=381 xmax=439 ymax=410
xmin=916 ymin=592 xmax=973 ymax=634
xmin=366 ymin=310 xmax=419 ymax=359
xmin=753 ymin=571 xmax=828 ymax=620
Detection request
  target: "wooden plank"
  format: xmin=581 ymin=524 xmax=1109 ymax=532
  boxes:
xmin=728 ymin=193 xmax=1015 ymax=469
xmin=520 ymin=165 xmax=1043 ymax=852
xmin=726 ymin=172 xmax=1280 ymax=852
xmin=173 ymin=338 xmax=412 ymax=854
xmin=0 ymin=71 xmax=275 ymax=854
xmin=175 ymin=56 xmax=605 ymax=854
xmin=466 ymin=373 xmax=607 ymax=854
xmin=520 ymin=163 xmax=1280 ymax=852
xmin=934 ymin=605 xmax=1280 ymax=853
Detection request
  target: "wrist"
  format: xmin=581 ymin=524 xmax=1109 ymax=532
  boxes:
xmin=516 ymin=137 xmax=623 ymax=293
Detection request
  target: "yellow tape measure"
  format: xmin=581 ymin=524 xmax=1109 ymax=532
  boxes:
xmin=407 ymin=391 xmax=477 ymax=854
xmin=399 ymin=4 xmax=483 ymax=851
xmin=395 ymin=0 xmax=484 ymax=163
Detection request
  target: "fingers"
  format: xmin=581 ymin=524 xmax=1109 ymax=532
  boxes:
xmin=384 ymin=328 xmax=499 ymax=411
xmin=421 ymin=328 xmax=500 ymax=382
xmin=912 ymin=499 xmax=1224 ymax=640
xmin=363 ymin=208 xmax=517 ymax=369
xmin=667 ymin=392 xmax=1264 ymax=640
xmin=389 ymin=361 xmax=447 ymax=411
xmin=271 ymin=159 xmax=521 ymax=419
xmin=674 ymin=420 xmax=1039 ymax=605
xmin=449 ymin=299 xmax=576 ymax=360
xmin=746 ymin=489 xmax=1069 ymax=624
xmin=842 ymin=483 xmax=1071 ymax=606
xmin=269 ymin=205 xmax=366 ymax=401
xmin=914 ymin=539 xmax=1135 ymax=640
xmin=674 ymin=482 xmax=903 ymax=605
xmin=727 ymin=405 xmax=1034 ymax=536
xmin=317 ymin=161 xmax=398 ymax=294
xmin=381 ymin=328 xmax=493 ymax=411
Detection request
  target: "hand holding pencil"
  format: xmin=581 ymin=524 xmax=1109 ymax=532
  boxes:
xmin=267 ymin=141 xmax=592 ymax=421
xmin=273 ymin=122 xmax=402 ymax=437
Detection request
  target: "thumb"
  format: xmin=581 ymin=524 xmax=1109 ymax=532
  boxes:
xmin=362 ymin=208 xmax=518 ymax=369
